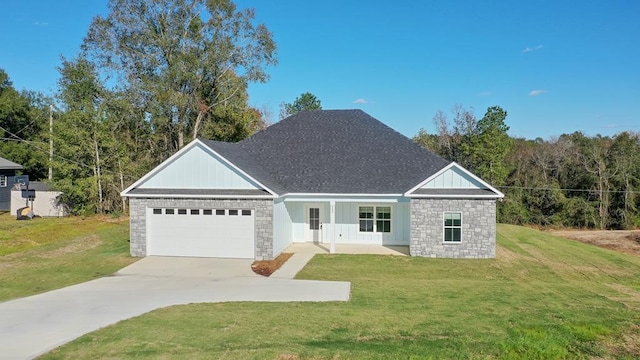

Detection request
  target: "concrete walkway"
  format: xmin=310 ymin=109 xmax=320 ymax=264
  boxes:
xmin=271 ymin=243 xmax=407 ymax=279
xmin=0 ymin=257 xmax=350 ymax=360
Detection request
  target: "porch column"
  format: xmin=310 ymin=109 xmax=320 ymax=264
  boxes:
xmin=330 ymin=200 xmax=336 ymax=253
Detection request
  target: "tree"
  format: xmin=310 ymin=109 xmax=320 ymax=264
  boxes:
xmin=55 ymin=56 xmax=111 ymax=214
xmin=279 ymin=92 xmax=322 ymax=119
xmin=608 ymin=132 xmax=640 ymax=228
xmin=0 ymin=69 xmax=49 ymax=179
xmin=83 ymin=0 xmax=277 ymax=152
xmin=462 ymin=106 xmax=512 ymax=185
xmin=412 ymin=128 xmax=439 ymax=154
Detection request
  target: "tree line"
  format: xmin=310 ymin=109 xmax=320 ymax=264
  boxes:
xmin=2 ymin=0 xmax=637 ymax=229
xmin=1 ymin=0 xmax=276 ymax=215
xmin=413 ymin=105 xmax=640 ymax=229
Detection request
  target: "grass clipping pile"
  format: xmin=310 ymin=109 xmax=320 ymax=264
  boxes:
xmin=251 ymin=253 xmax=293 ymax=277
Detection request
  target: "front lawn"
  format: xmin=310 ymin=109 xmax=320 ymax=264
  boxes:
xmin=0 ymin=213 xmax=136 ymax=301
xmin=42 ymin=224 xmax=640 ymax=359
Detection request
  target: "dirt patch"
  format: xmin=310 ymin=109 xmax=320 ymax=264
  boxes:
xmin=549 ymin=230 xmax=640 ymax=257
xmin=600 ymin=324 xmax=640 ymax=359
xmin=0 ymin=235 xmax=102 ymax=269
xmin=36 ymin=235 xmax=102 ymax=259
xmin=251 ymin=253 xmax=293 ymax=277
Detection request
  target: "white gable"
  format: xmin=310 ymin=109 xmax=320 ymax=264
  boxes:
xmin=421 ymin=166 xmax=485 ymax=189
xmin=138 ymin=143 xmax=260 ymax=190
xmin=404 ymin=162 xmax=504 ymax=198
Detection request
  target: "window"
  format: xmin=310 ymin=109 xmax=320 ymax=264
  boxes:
xmin=0 ymin=175 xmax=6 ymax=187
xmin=229 ymin=209 xmax=238 ymax=216
xmin=203 ymin=209 xmax=213 ymax=215
xmin=444 ymin=212 xmax=462 ymax=242
xmin=165 ymin=209 xmax=175 ymax=215
xmin=153 ymin=209 xmax=162 ymax=215
xmin=178 ymin=209 xmax=187 ymax=215
xmin=309 ymin=208 xmax=320 ymax=230
xmin=190 ymin=209 xmax=199 ymax=215
xmin=376 ymin=207 xmax=391 ymax=233
xmin=242 ymin=210 xmax=252 ymax=216
xmin=216 ymin=209 xmax=225 ymax=215
xmin=359 ymin=206 xmax=391 ymax=233
xmin=359 ymin=206 xmax=373 ymax=232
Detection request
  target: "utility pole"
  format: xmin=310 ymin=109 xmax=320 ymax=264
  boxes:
xmin=48 ymin=104 xmax=53 ymax=181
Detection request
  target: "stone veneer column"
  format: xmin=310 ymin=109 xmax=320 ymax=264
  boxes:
xmin=410 ymin=198 xmax=496 ymax=258
xmin=127 ymin=198 xmax=273 ymax=260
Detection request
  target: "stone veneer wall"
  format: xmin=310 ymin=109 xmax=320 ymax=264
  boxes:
xmin=410 ymin=198 xmax=496 ymax=258
xmin=129 ymin=198 xmax=273 ymax=260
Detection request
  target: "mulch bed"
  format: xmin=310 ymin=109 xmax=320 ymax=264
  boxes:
xmin=251 ymin=252 xmax=293 ymax=277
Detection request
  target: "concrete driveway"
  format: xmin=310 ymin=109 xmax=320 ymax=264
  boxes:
xmin=0 ymin=256 xmax=350 ymax=360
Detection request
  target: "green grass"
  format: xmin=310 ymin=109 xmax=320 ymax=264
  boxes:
xmin=41 ymin=224 xmax=640 ymax=359
xmin=0 ymin=213 xmax=137 ymax=301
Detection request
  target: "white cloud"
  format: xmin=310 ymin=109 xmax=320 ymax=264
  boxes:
xmin=529 ymin=89 xmax=548 ymax=96
xmin=477 ymin=91 xmax=492 ymax=97
xmin=353 ymin=98 xmax=368 ymax=104
xmin=522 ymin=45 xmax=543 ymax=53
xmin=33 ymin=21 xmax=49 ymax=26
xmin=603 ymin=124 xmax=618 ymax=129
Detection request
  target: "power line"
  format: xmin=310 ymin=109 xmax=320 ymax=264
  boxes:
xmin=497 ymin=185 xmax=640 ymax=194
xmin=0 ymin=126 xmax=139 ymax=181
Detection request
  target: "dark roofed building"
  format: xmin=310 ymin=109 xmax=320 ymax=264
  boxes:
xmin=122 ymin=110 xmax=503 ymax=260
xmin=0 ymin=156 xmax=23 ymax=211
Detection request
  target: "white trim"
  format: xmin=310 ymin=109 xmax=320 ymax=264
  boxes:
xmin=0 ymin=175 xmax=6 ymax=187
xmin=409 ymin=194 xmax=501 ymax=199
xmin=124 ymin=193 xmax=275 ymax=199
xmin=282 ymin=193 xmax=403 ymax=198
xmin=443 ymin=211 xmax=463 ymax=244
xmin=357 ymin=205 xmax=392 ymax=235
xmin=404 ymin=162 xmax=505 ymax=198
xmin=304 ymin=203 xmax=325 ymax=243
xmin=121 ymin=139 xmax=277 ymax=197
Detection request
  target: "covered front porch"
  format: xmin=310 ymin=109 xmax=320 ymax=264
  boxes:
xmin=272 ymin=195 xmax=411 ymax=256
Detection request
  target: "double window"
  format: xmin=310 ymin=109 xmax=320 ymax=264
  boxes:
xmin=444 ymin=212 xmax=462 ymax=242
xmin=359 ymin=206 xmax=391 ymax=233
xmin=0 ymin=175 xmax=6 ymax=187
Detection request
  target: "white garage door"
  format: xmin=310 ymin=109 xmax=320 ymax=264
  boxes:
xmin=147 ymin=207 xmax=255 ymax=258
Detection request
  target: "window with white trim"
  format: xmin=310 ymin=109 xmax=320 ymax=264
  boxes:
xmin=359 ymin=206 xmax=391 ymax=233
xmin=0 ymin=175 xmax=6 ymax=187
xmin=444 ymin=212 xmax=462 ymax=242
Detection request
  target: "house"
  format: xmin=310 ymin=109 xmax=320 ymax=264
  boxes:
xmin=121 ymin=110 xmax=504 ymax=260
xmin=11 ymin=181 xmax=67 ymax=217
xmin=0 ymin=156 xmax=23 ymax=211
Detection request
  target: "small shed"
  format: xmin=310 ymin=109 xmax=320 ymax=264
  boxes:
xmin=11 ymin=181 xmax=67 ymax=217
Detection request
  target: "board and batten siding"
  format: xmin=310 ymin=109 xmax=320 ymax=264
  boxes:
xmin=286 ymin=200 xmax=410 ymax=245
xmin=273 ymin=198 xmax=294 ymax=255
xmin=138 ymin=143 xmax=260 ymax=190
xmin=333 ymin=201 xmax=410 ymax=245
xmin=421 ymin=166 xmax=484 ymax=189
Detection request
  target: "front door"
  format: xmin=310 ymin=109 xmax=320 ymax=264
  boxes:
xmin=305 ymin=204 xmax=324 ymax=243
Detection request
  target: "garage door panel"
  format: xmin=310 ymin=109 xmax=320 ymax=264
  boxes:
xmin=147 ymin=208 xmax=254 ymax=258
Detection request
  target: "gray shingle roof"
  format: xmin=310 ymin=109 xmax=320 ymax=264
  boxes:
xmin=202 ymin=109 xmax=450 ymax=194
xmin=0 ymin=156 xmax=23 ymax=170
xmin=11 ymin=181 xmax=53 ymax=191
xmin=200 ymin=139 xmax=287 ymax=195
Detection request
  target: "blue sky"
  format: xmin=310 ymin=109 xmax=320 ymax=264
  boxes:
xmin=1 ymin=1 xmax=639 ymax=139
